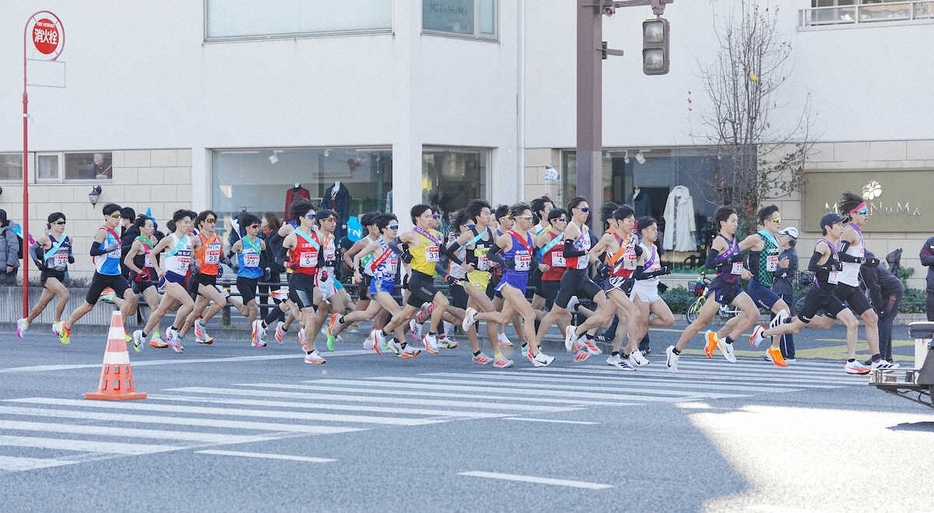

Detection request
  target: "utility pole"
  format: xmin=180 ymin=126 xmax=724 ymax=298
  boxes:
xmin=576 ymin=0 xmax=672 ymax=225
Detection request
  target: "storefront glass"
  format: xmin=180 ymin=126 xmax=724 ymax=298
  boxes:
xmin=212 ymin=147 xmax=392 ymax=241
xmin=421 ymin=147 xmax=489 ymax=235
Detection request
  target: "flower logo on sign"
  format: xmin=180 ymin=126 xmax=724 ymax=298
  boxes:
xmin=862 ymin=181 xmax=882 ymax=201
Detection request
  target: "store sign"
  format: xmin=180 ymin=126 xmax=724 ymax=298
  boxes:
xmin=27 ymin=12 xmax=65 ymax=60
xmin=803 ymin=170 xmax=927 ymax=232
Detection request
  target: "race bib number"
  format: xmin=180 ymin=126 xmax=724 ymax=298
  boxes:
xmin=143 ymin=254 xmax=153 ymax=269
xmin=551 ymin=253 xmax=566 ymax=267
xmin=425 ymin=246 xmax=440 ymax=263
xmin=54 ymin=253 xmax=68 ymax=268
xmin=178 ymin=256 xmax=191 ymax=273
xmin=244 ymin=253 xmax=260 ymax=268
xmin=475 ymin=248 xmax=490 ymax=271
xmin=577 ymin=254 xmax=590 ymax=269
xmin=731 ymin=262 xmax=744 ymax=275
xmin=828 ymin=271 xmax=839 ymax=285
xmin=515 ymin=252 xmax=532 ymax=271
xmin=205 ymin=247 xmax=221 ymax=264
xmin=300 ymin=250 xmax=318 ymax=268
xmin=766 ymin=255 xmax=778 ymax=272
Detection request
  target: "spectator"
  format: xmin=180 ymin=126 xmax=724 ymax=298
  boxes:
xmin=921 ymin=236 xmax=934 ymax=321
xmin=773 ymin=227 xmax=799 ymax=361
xmin=861 ymin=251 xmax=904 ymax=365
xmin=0 ymin=209 xmax=20 ymax=285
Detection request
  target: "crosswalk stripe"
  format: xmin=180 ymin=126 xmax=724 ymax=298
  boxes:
xmin=4 ymin=397 xmax=440 ymax=427
xmin=0 ymin=434 xmax=177 ymax=455
xmin=197 ymin=450 xmax=335 ymax=463
xmin=171 ymin=386 xmax=583 ymax=412
xmin=0 ymin=455 xmax=78 ymax=472
xmin=242 ymin=381 xmax=737 ymax=404
xmin=0 ymin=419 xmax=277 ymax=445
xmin=0 ymin=404 xmax=363 ymax=435
xmin=422 ymin=372 xmax=809 ymax=393
xmin=145 ymin=394 xmax=507 ymax=419
xmin=526 ymin=365 xmax=862 ymax=385
xmin=298 ymin=378 xmax=744 ymax=400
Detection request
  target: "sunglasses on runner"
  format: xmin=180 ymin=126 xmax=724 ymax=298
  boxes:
xmin=855 ymin=208 xmax=868 ymax=216
xmin=770 ymin=217 xmax=781 ymax=223
xmin=248 ymin=224 xmax=260 ymax=229
xmin=53 ymin=221 xmax=66 ymax=225
xmin=431 ymin=214 xmax=441 ymax=220
xmin=388 ymin=224 xmax=399 ymax=230
xmin=578 ymin=207 xmax=590 ymax=213
xmin=109 ymin=213 xmax=122 ymax=219
xmin=205 ymin=218 xmax=217 ymax=224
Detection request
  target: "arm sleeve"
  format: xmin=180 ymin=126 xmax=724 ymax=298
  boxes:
xmin=89 ymin=241 xmax=109 ymax=256
xmin=807 ymin=251 xmax=827 ymax=272
xmin=29 ymin=243 xmax=43 ymax=268
xmin=837 ymin=240 xmax=862 ymax=263
xmin=563 ymin=239 xmax=586 ymax=258
xmin=443 ymin=242 xmax=463 ymax=265
xmin=704 ymin=249 xmax=720 ymax=269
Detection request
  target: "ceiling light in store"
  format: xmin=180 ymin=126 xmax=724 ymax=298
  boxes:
xmin=635 ymin=150 xmax=646 ymax=165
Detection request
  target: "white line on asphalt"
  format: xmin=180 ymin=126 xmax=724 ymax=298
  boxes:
xmin=0 ymin=351 xmax=372 ymax=374
xmin=503 ymin=418 xmax=599 ymax=425
xmin=0 ymin=419 xmax=277 ymax=445
xmin=5 ymin=397 xmax=440 ymax=427
xmin=0 ymin=455 xmax=79 ymax=472
xmin=196 ymin=450 xmax=335 ymax=463
xmin=0 ymin=404 xmax=364 ymax=435
xmin=459 ymin=471 xmax=613 ymax=490
xmin=0 ymin=434 xmax=179 ymax=455
xmin=522 ymin=365 xmax=857 ymax=386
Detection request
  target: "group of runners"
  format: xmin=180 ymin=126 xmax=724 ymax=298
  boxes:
xmin=12 ymin=192 xmax=899 ymax=374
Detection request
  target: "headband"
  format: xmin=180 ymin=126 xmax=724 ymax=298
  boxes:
xmin=849 ymin=202 xmax=867 ymax=214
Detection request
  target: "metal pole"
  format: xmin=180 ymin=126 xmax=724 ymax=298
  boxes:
xmin=22 ymin=16 xmax=32 ymax=317
xmin=576 ymin=1 xmax=604 ymax=225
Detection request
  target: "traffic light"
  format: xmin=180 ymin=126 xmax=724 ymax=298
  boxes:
xmin=642 ymin=17 xmax=670 ymax=75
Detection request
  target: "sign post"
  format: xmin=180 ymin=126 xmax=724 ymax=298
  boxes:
xmin=23 ymin=11 xmax=65 ymax=315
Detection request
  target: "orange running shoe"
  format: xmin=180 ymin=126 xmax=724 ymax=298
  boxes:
xmin=766 ymin=346 xmax=788 ymax=367
xmin=704 ymin=330 xmax=719 ymax=359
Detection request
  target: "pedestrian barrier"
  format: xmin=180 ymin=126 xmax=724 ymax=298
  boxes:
xmin=84 ymin=311 xmax=147 ymax=401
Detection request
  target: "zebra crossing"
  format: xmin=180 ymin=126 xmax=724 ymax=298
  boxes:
xmin=0 ymin=357 xmax=864 ymax=476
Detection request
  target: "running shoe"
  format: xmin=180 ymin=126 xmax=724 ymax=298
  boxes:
xmin=606 ymin=353 xmax=622 ymax=366
xmin=423 ymin=333 xmax=440 ymax=355
xmin=363 ymin=337 xmax=376 ymax=352
xmin=564 ymin=325 xmax=579 ymax=352
xmin=274 ymin=321 xmax=286 ymax=344
xmin=132 ymin=330 xmax=146 ymax=352
xmin=497 ymin=332 xmax=514 ymax=348
xmin=196 ymin=334 xmax=214 ymax=345
xmin=784 ymin=358 xmax=796 ymax=363
xmin=304 ymin=350 xmax=326 ymax=364
xmin=408 ymin=319 xmax=422 ymax=342
xmin=462 ymin=307 xmax=478 ymax=331
xmin=765 ymin=346 xmax=787 ymax=367
xmin=399 ymin=343 xmax=421 ymax=359
xmin=519 ymin=344 xmax=530 ymax=359
xmin=493 ymin=357 xmax=514 ymax=369
xmin=529 ymin=350 xmax=554 ymax=367
xmin=298 ymin=326 xmax=308 ymax=348
xmin=718 ymin=340 xmax=737 ymax=363
xmin=749 ymin=325 xmax=767 ymax=349
xmin=665 ymin=345 xmax=679 ymax=373
xmin=704 ymin=330 xmax=719 ymax=359
xmin=415 ymin=303 xmax=434 ymax=324
xmin=844 ymin=359 xmax=870 ymax=375
xmin=472 ymin=352 xmax=494 ymax=365
xmin=567 ymin=296 xmax=580 ymax=313
xmin=438 ymin=334 xmax=458 ymax=349
xmin=581 ymin=338 xmax=602 ymax=355
xmin=610 ymin=357 xmax=635 ymax=371
xmin=194 ymin=318 xmax=206 ymax=340
xmin=52 ymin=322 xmax=62 ymax=335
xmin=870 ymin=359 xmax=898 ymax=371
xmin=373 ymin=330 xmax=390 ymax=354
xmin=327 ymin=313 xmax=341 ymax=336
xmin=769 ymin=309 xmax=789 ymax=330
xmin=628 ymin=350 xmax=650 ymax=367
xmin=149 ymin=333 xmax=168 ymax=349
xmin=58 ymin=323 xmax=71 ymax=345
xmin=574 ymin=349 xmax=592 ymax=362
xmin=169 ymin=333 xmax=184 ymax=353
xmin=15 ymin=318 xmax=28 ymax=339
xmin=252 ymin=320 xmax=267 ymax=348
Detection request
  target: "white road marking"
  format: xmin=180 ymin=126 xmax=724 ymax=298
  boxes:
xmin=0 ymin=419 xmax=276 ymax=445
xmin=0 ymin=434 xmax=178 ymax=455
xmin=503 ymin=418 xmax=599 ymax=425
xmin=459 ymin=471 xmax=613 ymax=490
xmin=0 ymin=455 xmax=78 ymax=472
xmin=197 ymin=450 xmax=334 ymax=463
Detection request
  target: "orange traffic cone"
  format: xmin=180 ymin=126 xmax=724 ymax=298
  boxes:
xmin=85 ymin=311 xmax=147 ymax=401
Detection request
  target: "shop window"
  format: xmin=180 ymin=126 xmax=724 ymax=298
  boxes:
xmin=0 ymin=154 xmax=23 ymax=181
xmin=205 ymin=0 xmax=392 ymax=41
xmin=212 ymin=147 xmax=392 ymax=242
xmin=64 ymin=152 xmax=112 ymax=181
xmin=37 ymin=154 xmax=60 ymax=181
xmin=421 ymin=147 xmax=488 ymax=234
xmin=423 ymin=0 xmax=498 ymax=39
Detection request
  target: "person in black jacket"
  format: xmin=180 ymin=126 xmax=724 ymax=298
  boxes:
xmin=772 ymin=227 xmax=799 ymax=361
xmin=861 ymin=251 xmax=903 ymax=364
xmin=920 ymin=236 xmax=934 ymax=321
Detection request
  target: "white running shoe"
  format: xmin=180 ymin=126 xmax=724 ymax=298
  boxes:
xmin=384 ymin=334 xmax=402 ymax=356
xmin=870 ymin=359 xmax=898 ymax=371
xmin=399 ymin=342 xmax=421 ymax=358
xmin=606 ymin=353 xmax=622 ymax=366
xmin=844 ymin=359 xmax=870 ymax=375
xmin=749 ymin=325 xmax=767 ymax=349
xmin=423 ymin=333 xmax=440 ymax=354
xmin=51 ymin=321 xmax=62 ymax=335
xmin=628 ymin=350 xmax=650 ymax=367
xmin=275 ymin=321 xmax=286 ymax=344
xmin=472 ymin=352 xmax=493 ymax=365
xmin=610 ymin=357 xmax=635 ymax=371
xmin=665 ymin=345 xmax=680 ymax=372
xmin=529 ymin=351 xmax=554 ymax=367
xmin=564 ymin=325 xmax=579 ymax=352
xmin=493 ymin=357 xmax=514 ymax=369
xmin=132 ymin=330 xmax=146 ymax=351
xmin=304 ymin=350 xmax=326 ymax=364
xmin=15 ymin=318 xmax=28 ymax=339
xmin=567 ymin=296 xmax=580 ymax=313
xmin=462 ymin=307 xmax=478 ymax=331
xmin=194 ymin=318 xmax=206 ymax=339
xmin=718 ymin=340 xmax=737 ymax=363
xmin=497 ymin=332 xmax=514 ymax=348
xmin=769 ymin=309 xmax=789 ymax=330
xmin=251 ymin=320 xmax=266 ymax=347
xmin=408 ymin=319 xmax=423 ymax=342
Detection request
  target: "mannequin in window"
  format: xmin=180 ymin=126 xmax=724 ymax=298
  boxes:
xmin=627 ymin=185 xmax=652 ymax=217
xmin=284 ymin=183 xmax=310 ymax=222
xmin=324 ymin=180 xmax=351 ymax=240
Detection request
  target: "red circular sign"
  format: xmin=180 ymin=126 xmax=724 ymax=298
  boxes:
xmin=33 ymin=18 xmax=60 ymax=55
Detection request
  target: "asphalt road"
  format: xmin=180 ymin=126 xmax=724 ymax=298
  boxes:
xmin=0 ymin=316 xmax=932 ymax=513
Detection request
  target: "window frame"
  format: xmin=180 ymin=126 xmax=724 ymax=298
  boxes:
xmin=0 ymin=152 xmax=24 ymax=182
xmin=421 ymin=0 xmax=499 ymax=42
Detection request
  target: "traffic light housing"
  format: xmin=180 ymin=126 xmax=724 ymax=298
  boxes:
xmin=642 ymin=17 xmax=670 ymax=76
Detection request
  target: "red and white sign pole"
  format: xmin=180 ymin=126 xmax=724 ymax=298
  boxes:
xmin=23 ymin=12 xmax=65 ymax=315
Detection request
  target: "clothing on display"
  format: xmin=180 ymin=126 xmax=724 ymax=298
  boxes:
xmin=324 ymin=181 xmax=351 ymax=240
xmin=284 ymin=184 xmax=311 ymax=222
xmin=627 ymin=187 xmax=652 ymax=217
xmin=662 ymin=185 xmax=697 ymax=252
